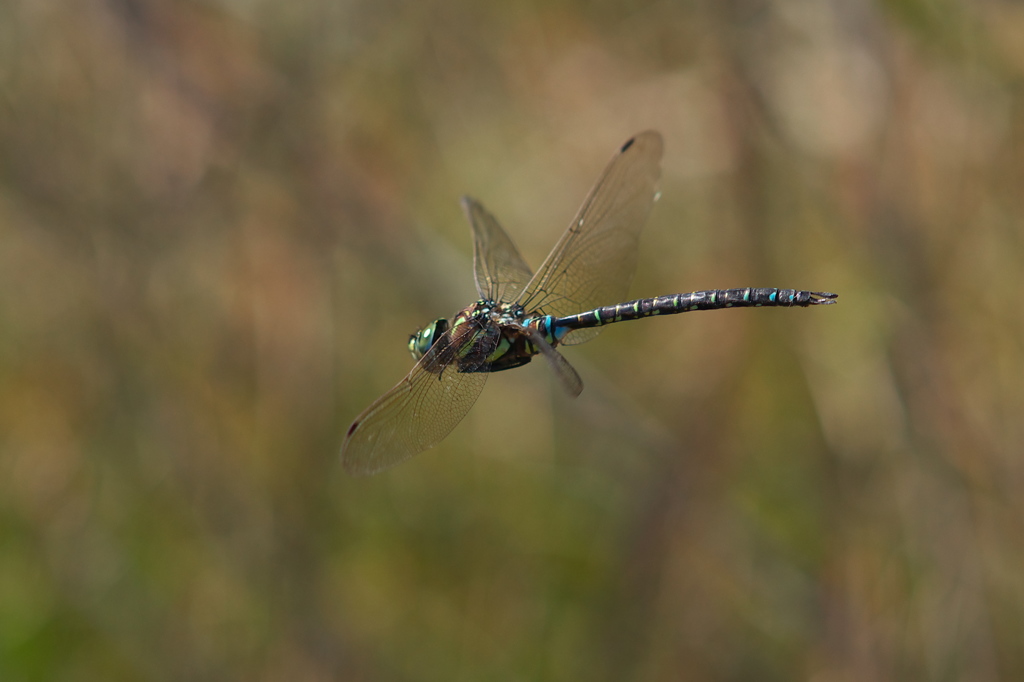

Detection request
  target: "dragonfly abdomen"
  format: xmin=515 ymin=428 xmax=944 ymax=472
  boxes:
xmin=553 ymin=288 xmax=838 ymax=333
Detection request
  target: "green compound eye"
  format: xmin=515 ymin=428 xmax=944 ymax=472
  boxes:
xmin=408 ymin=318 xmax=449 ymax=360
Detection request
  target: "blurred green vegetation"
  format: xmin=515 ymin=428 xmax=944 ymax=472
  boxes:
xmin=2 ymin=0 xmax=1023 ymax=680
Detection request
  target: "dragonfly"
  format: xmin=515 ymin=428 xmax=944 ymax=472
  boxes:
xmin=342 ymin=131 xmax=837 ymax=475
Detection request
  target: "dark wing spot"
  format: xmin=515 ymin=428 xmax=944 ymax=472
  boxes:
xmin=620 ymin=137 xmax=635 ymax=152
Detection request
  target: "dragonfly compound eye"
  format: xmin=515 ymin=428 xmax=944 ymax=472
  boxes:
xmin=408 ymin=318 xmax=449 ymax=360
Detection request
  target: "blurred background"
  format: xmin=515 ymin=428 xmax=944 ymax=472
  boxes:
xmin=2 ymin=0 xmax=1023 ymax=680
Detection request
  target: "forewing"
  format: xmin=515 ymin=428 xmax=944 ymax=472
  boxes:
xmin=464 ymin=196 xmax=534 ymax=302
xmin=516 ymin=131 xmax=663 ymax=345
xmin=341 ymin=331 xmax=492 ymax=476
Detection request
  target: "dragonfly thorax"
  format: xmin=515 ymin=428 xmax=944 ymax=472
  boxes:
xmin=480 ymin=300 xmax=528 ymax=326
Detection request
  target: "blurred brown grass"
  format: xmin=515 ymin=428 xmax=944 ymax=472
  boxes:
xmin=2 ymin=0 xmax=1023 ymax=680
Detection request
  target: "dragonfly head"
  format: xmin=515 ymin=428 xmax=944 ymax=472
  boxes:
xmin=408 ymin=318 xmax=450 ymax=361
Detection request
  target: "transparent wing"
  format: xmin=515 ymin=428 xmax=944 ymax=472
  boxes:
xmin=463 ymin=196 xmax=534 ymax=302
xmin=525 ymin=326 xmax=583 ymax=397
xmin=341 ymin=329 xmax=493 ymax=476
xmin=516 ymin=131 xmax=663 ymax=345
